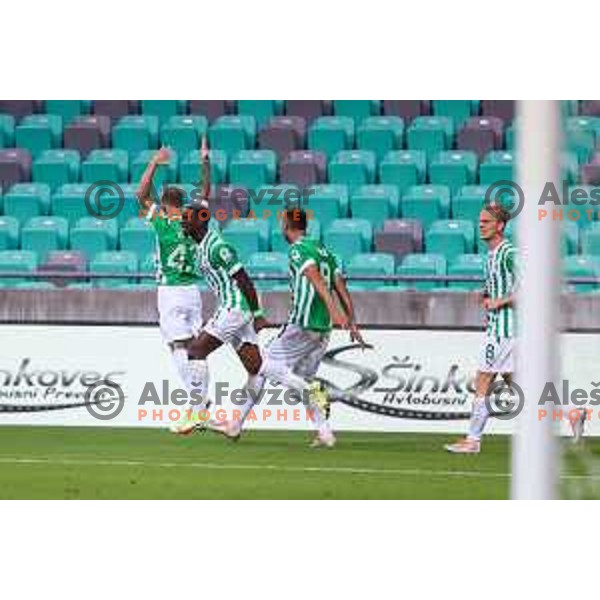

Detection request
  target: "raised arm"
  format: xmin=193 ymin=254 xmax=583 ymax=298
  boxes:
xmin=137 ymin=147 xmax=171 ymax=210
xmin=200 ymin=135 xmax=211 ymax=204
xmin=303 ymin=265 xmax=348 ymax=328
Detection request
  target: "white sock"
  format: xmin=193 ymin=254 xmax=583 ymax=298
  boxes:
xmin=184 ymin=359 xmax=210 ymax=411
xmin=237 ymin=374 xmax=265 ymax=425
xmin=467 ymin=396 xmax=489 ymax=441
xmin=172 ymin=347 xmax=189 ymax=391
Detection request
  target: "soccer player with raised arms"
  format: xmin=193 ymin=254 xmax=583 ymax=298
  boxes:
xmin=445 ymin=203 xmax=517 ymax=454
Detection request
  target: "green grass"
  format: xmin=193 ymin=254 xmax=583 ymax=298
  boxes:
xmin=0 ymin=426 xmax=518 ymax=499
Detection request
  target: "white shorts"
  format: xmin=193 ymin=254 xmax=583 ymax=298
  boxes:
xmin=265 ymin=324 xmax=330 ymax=378
xmin=157 ymin=285 xmax=203 ymax=344
xmin=204 ymin=307 xmax=257 ymax=350
xmin=479 ymin=336 xmax=515 ymax=374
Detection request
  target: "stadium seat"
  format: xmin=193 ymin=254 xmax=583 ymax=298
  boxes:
xmin=285 ymin=100 xmax=330 ymax=124
xmin=0 ymin=148 xmax=32 ymax=189
xmin=357 ymin=116 xmax=404 ymax=161
xmin=270 ymin=218 xmax=321 ymax=253
xmin=210 ymin=185 xmax=250 ymax=224
xmin=160 ymin=115 xmax=208 ymax=155
xmin=112 ymin=116 xmax=159 ymax=155
xmin=112 ymin=184 xmax=145 ymax=226
xmin=189 ymin=100 xmax=233 ymax=123
xmin=397 ymin=253 xmax=447 ymax=290
xmin=0 ymin=114 xmax=16 ymax=147
xmin=3 ymin=183 xmax=51 ymax=223
xmin=382 ymin=100 xmax=430 ymax=123
xmin=258 ymin=116 xmax=307 ymax=161
xmin=209 ymin=116 xmax=256 ymax=154
xmin=448 ymin=253 xmax=485 ymax=290
xmin=90 ymin=250 xmax=138 ymax=288
xmin=81 ymin=149 xmax=129 ymax=183
xmin=229 ymin=150 xmax=277 ymax=189
xmin=0 ymin=249 xmax=38 ymax=285
xmin=222 ymin=218 xmax=269 ymax=255
xmin=119 ymin=218 xmax=155 ymax=261
xmin=400 ymin=185 xmax=451 ymax=230
xmin=562 ymin=151 xmax=579 ymax=184
xmin=92 ymin=100 xmax=136 ymax=122
xmin=581 ymin=153 xmax=600 ymax=185
xmin=457 ymin=117 xmax=504 ymax=159
xmin=563 ymin=220 xmax=579 ymax=256
xmin=140 ymin=100 xmax=184 ymax=124
xmin=179 ymin=149 xmax=227 ymax=185
xmin=0 ymin=216 xmax=19 ymax=250
xmin=379 ymin=150 xmax=427 ymax=195
xmin=249 ymin=184 xmax=303 ymax=229
xmin=346 ymin=252 xmax=395 ymax=290
xmin=38 ymin=250 xmax=87 ymax=287
xmin=308 ymin=117 xmax=354 ymax=160
xmin=374 ymin=219 xmax=423 ymax=262
xmin=280 ymin=150 xmax=327 ymax=187
xmin=328 ymin=150 xmax=376 ymax=191
xmin=350 ymin=184 xmax=400 ymax=231
xmin=63 ymin=115 xmax=111 ymax=157
xmin=580 ymin=101 xmax=600 ymax=117
xmin=307 ymin=184 xmax=349 ymax=229
xmin=426 ymin=219 xmax=475 ymax=261
xmin=480 ymin=100 xmax=515 ymax=123
xmin=45 ymin=100 xmax=90 ymax=124
xmin=15 ymin=114 xmax=62 ymax=158
xmin=432 ymin=101 xmax=479 ymax=127
xmin=563 ymin=255 xmax=600 ymax=293
xmin=429 ymin=151 xmax=478 ymax=194
xmin=32 ymin=149 xmax=80 ymax=190
xmin=479 ymin=151 xmax=515 ymax=184
xmin=324 ymin=219 xmax=373 ymax=257
xmin=333 ymin=100 xmax=380 ymax=124
xmin=565 ymin=186 xmax=600 ymax=228
xmin=452 ymin=185 xmax=487 ymax=222
xmin=0 ymin=100 xmax=41 ymax=120
xmin=406 ymin=116 xmax=453 ymax=158
xmin=565 ymin=117 xmax=599 ymax=164
xmin=70 ymin=217 xmax=118 ymax=260
xmin=50 ymin=183 xmax=94 ymax=225
xmin=238 ymin=100 xmax=283 ymax=128
xmin=130 ymin=150 xmax=178 ymax=188
xmin=246 ymin=252 xmax=288 ymax=289
xmin=581 ymin=222 xmax=600 ymax=256
xmin=21 ymin=216 xmax=68 ymax=261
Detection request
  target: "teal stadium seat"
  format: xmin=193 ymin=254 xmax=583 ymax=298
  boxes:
xmin=479 ymin=151 xmax=515 ymax=184
xmin=230 ymin=150 xmax=277 ymax=189
xmin=70 ymin=217 xmax=118 ymax=261
xmin=3 ymin=183 xmax=51 ymax=224
xmin=426 ymin=220 xmax=475 ymax=261
xmin=397 ymin=253 xmax=447 ymax=290
xmin=333 ymin=101 xmax=380 ymax=125
xmin=350 ymin=185 xmax=399 ymax=231
xmin=112 ymin=116 xmax=160 ymax=155
xmin=45 ymin=100 xmax=90 ymax=124
xmin=328 ymin=150 xmax=377 ymax=192
xmin=407 ymin=116 xmax=454 ymax=158
xmin=246 ymin=252 xmax=288 ymax=290
xmin=15 ymin=115 xmax=63 ymax=158
xmin=581 ymin=222 xmax=600 ymax=256
xmin=238 ymin=101 xmax=283 ymax=128
xmin=308 ymin=117 xmax=354 ymax=160
xmin=429 ymin=151 xmax=478 ymax=194
xmin=324 ymin=219 xmax=373 ymax=258
xmin=82 ymin=149 xmax=129 ymax=183
xmin=562 ymin=220 xmax=579 ymax=256
xmin=179 ymin=149 xmax=227 ymax=185
xmin=307 ymin=184 xmax=348 ymax=229
xmin=141 ymin=100 xmax=185 ymax=125
xmin=448 ymin=253 xmax=485 ymax=290
xmin=432 ymin=100 xmax=479 ymax=127
xmin=119 ymin=217 xmax=156 ymax=261
xmin=566 ymin=186 xmax=600 ymax=228
xmin=130 ymin=150 xmax=178 ymax=189
xmin=565 ymin=117 xmax=600 ymax=164
xmin=209 ymin=116 xmax=256 ymax=154
xmin=357 ymin=116 xmax=404 ymax=161
xmin=90 ymin=251 xmax=138 ymax=288
xmin=160 ymin=115 xmax=208 ymax=155
xmin=33 ymin=150 xmax=80 ymax=191
xmin=401 ymin=184 xmax=451 ymax=230
xmin=21 ymin=216 xmax=68 ymax=261
xmin=452 ymin=185 xmax=487 ymax=222
xmin=0 ymin=250 xmax=37 ymax=285
xmin=379 ymin=150 xmax=427 ymax=195
xmin=0 ymin=115 xmax=16 ymax=147
xmin=0 ymin=216 xmax=19 ymax=250
xmin=563 ymin=255 xmax=599 ymax=293
xmin=51 ymin=183 xmax=94 ymax=226
xmin=222 ymin=219 xmax=269 ymax=255
xmin=346 ymin=252 xmax=395 ymax=290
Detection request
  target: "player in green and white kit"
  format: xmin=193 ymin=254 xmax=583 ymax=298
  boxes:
xmin=446 ymin=203 xmax=517 ymax=454
xmin=137 ymin=142 xmax=211 ymax=431
xmin=218 ymin=208 xmax=365 ymax=447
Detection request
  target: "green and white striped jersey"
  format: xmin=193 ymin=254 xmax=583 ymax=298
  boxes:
xmin=147 ymin=204 xmax=200 ymax=286
xmin=196 ymin=229 xmax=250 ymax=313
xmin=484 ymin=239 xmax=517 ymax=340
xmin=288 ymin=237 xmax=340 ymax=332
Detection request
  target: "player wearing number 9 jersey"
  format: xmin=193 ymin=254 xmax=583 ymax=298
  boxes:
xmin=137 ymin=142 xmax=211 ymax=420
